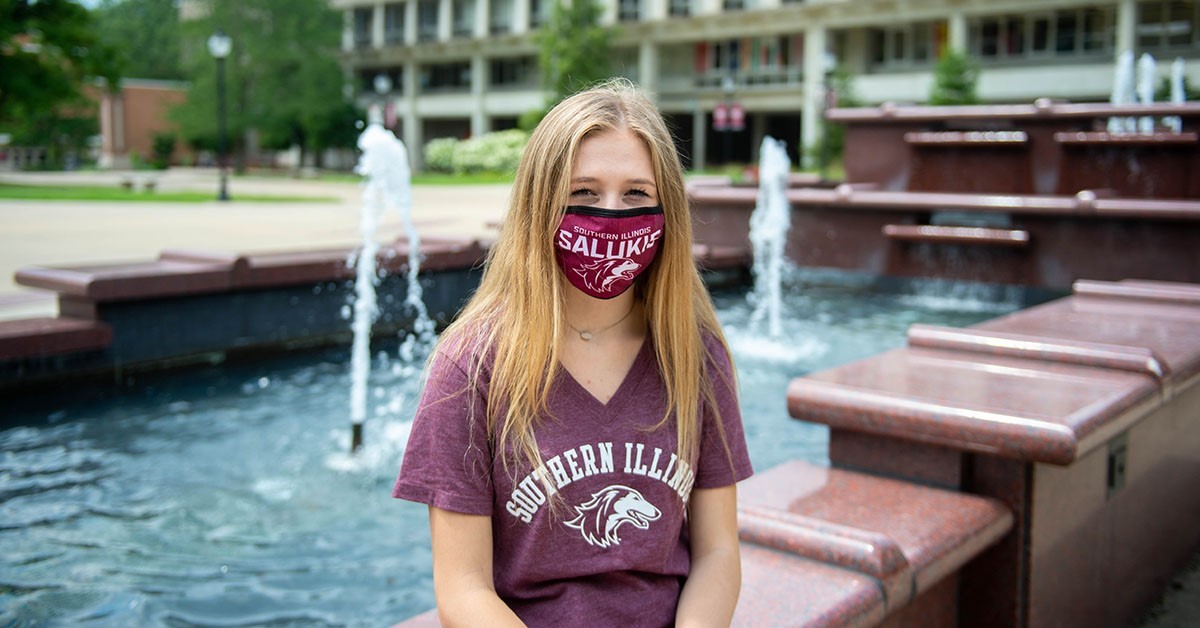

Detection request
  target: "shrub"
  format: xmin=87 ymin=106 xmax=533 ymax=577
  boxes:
xmin=929 ymin=49 xmax=980 ymax=106
xmin=425 ymin=129 xmax=528 ymax=175
xmin=423 ymin=137 xmax=458 ymax=173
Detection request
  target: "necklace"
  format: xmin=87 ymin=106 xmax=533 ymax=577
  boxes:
xmin=566 ymin=302 xmax=636 ymax=341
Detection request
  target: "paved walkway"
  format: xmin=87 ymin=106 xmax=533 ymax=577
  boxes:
xmin=0 ymin=168 xmax=510 ymax=321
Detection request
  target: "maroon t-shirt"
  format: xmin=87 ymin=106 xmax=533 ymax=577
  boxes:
xmin=393 ymin=332 xmax=753 ymax=627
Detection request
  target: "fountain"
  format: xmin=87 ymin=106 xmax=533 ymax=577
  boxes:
xmin=1138 ymin=52 xmax=1158 ymax=133
xmin=1109 ymin=49 xmax=1137 ymax=133
xmin=349 ymin=109 xmax=433 ymax=453
xmin=747 ymin=136 xmax=791 ymax=339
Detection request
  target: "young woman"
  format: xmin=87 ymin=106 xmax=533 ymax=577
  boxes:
xmin=393 ymin=79 xmax=753 ymax=627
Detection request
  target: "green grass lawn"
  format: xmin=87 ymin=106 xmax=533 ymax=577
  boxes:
xmin=0 ymin=183 xmax=336 ymax=203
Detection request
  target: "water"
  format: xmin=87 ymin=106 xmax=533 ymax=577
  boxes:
xmin=747 ymin=136 xmax=791 ymax=339
xmin=0 ymin=269 xmax=1029 ymax=625
xmin=349 ymin=114 xmax=433 ymax=452
xmin=1110 ymin=50 xmax=1137 ymax=134
xmin=1137 ymin=53 xmax=1157 ymax=134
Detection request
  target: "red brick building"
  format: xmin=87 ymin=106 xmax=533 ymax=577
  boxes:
xmin=91 ymin=79 xmax=189 ymax=168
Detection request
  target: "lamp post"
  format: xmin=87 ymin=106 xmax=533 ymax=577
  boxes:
xmin=372 ymin=72 xmax=393 ymax=128
xmin=207 ymin=29 xmax=232 ymax=201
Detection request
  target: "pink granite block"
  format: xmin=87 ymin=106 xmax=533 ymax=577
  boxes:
xmin=15 ymin=258 xmax=235 ymax=301
xmin=735 ymin=543 xmax=887 ymax=627
xmin=0 ymin=317 xmax=113 ymax=359
xmin=788 ymin=347 xmax=1160 ymax=465
xmin=974 ymin=293 xmax=1200 ymax=386
xmin=231 ymin=248 xmax=357 ymax=288
xmin=907 ymin=323 xmax=1169 ymax=381
xmin=828 ymin=430 xmax=966 ymax=490
xmin=382 ymin=237 xmax=488 ymax=274
xmin=740 ymin=460 xmax=1012 ymax=609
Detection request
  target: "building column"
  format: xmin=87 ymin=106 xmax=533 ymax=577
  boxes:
xmin=692 ymin=104 xmax=707 ymax=172
xmin=801 ymin=25 xmax=827 ymax=169
xmin=404 ymin=60 xmax=424 ymax=171
xmin=639 ymin=41 xmax=659 ymax=94
xmin=646 ymin=0 xmax=667 ymax=20
xmin=406 ymin=0 xmax=419 ymax=45
xmin=342 ymin=8 xmax=354 ymax=52
xmin=472 ymin=53 xmax=490 ymax=136
xmin=476 ymin=0 xmax=490 ymax=38
xmin=1116 ymin=0 xmax=1137 ymax=57
xmin=514 ymin=0 xmax=529 ymax=35
xmin=438 ymin=0 xmax=452 ymax=41
xmin=948 ymin=11 xmax=967 ymax=53
xmin=372 ymin=2 xmax=386 ymax=48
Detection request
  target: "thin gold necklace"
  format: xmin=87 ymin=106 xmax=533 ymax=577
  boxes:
xmin=566 ymin=302 xmax=636 ymax=342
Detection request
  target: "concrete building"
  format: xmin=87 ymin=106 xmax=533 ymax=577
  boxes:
xmin=332 ymin=0 xmax=1200 ymax=171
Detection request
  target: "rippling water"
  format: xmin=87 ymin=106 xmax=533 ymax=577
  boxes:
xmin=0 ymin=270 xmax=1032 ymax=625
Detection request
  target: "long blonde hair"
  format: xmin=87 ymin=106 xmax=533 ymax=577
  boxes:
xmin=438 ymin=78 xmax=731 ymax=477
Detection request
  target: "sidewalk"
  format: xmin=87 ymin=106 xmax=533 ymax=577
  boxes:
xmin=0 ymin=168 xmax=509 ymax=321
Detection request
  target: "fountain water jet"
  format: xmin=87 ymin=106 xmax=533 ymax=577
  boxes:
xmin=1167 ymin=57 xmax=1186 ymax=133
xmin=747 ymin=136 xmax=792 ymax=339
xmin=349 ymin=108 xmax=433 ymax=453
xmin=1109 ymin=50 xmax=1137 ymax=133
xmin=1137 ymin=53 xmax=1158 ymax=133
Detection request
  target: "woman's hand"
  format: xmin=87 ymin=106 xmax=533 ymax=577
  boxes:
xmin=675 ymin=485 xmax=742 ymax=627
xmin=429 ymin=506 xmax=527 ymax=627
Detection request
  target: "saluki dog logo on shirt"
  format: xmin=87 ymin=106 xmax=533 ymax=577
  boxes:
xmin=564 ymin=484 xmax=661 ymax=548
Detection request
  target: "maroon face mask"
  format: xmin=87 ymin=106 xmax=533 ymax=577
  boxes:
xmin=554 ymin=205 xmax=665 ymax=299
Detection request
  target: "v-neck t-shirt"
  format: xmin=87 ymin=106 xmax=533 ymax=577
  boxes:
xmin=393 ymin=331 xmax=754 ymax=627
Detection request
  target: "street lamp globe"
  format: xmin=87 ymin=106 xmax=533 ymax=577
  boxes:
xmin=373 ymin=73 xmax=393 ymax=96
xmin=207 ymin=30 xmax=231 ymax=59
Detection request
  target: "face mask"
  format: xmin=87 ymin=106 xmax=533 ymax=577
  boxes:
xmin=554 ymin=205 xmax=665 ymax=299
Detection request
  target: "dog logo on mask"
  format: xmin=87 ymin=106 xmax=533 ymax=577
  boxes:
xmin=574 ymin=258 xmax=640 ymax=295
xmin=564 ymin=485 xmax=661 ymax=548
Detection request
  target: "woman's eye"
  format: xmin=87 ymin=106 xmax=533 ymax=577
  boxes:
xmin=570 ymin=188 xmax=595 ymax=197
xmin=626 ymin=188 xmax=650 ymax=198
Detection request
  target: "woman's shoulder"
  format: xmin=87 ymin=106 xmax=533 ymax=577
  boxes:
xmin=429 ymin=320 xmax=496 ymax=375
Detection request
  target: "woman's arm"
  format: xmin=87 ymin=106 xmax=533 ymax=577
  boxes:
xmin=429 ymin=506 xmax=526 ymax=627
xmin=675 ymin=485 xmax=742 ymax=627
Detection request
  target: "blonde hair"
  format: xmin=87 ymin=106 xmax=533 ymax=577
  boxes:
xmin=438 ymin=78 xmax=731 ymax=479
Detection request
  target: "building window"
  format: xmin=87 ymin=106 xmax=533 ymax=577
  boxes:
xmin=669 ymin=0 xmax=690 ymax=17
xmin=618 ymin=0 xmax=641 ymax=22
xmin=970 ymin=8 xmax=1112 ymax=61
xmin=418 ymin=0 xmax=439 ymax=42
xmin=353 ymin=7 xmax=373 ymax=49
xmin=384 ymin=3 xmax=405 ymax=45
xmin=490 ymin=56 xmax=536 ymax=86
xmin=453 ymin=0 xmax=475 ymax=37
xmin=421 ymin=61 xmax=472 ymax=91
xmin=869 ymin=22 xmax=939 ymax=68
xmin=490 ymin=0 xmax=514 ymax=34
xmin=530 ymin=0 xmax=551 ymax=28
xmin=724 ymin=0 xmax=746 ymax=10
xmin=1138 ymin=0 xmax=1198 ymax=50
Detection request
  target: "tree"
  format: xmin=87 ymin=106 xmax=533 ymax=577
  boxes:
xmin=527 ymin=0 xmax=613 ymax=125
xmin=929 ymin=49 xmax=980 ymax=106
xmin=172 ymin=0 xmax=358 ymax=171
xmin=1 ymin=0 xmax=122 ymax=166
xmin=93 ymin=0 xmax=184 ymax=81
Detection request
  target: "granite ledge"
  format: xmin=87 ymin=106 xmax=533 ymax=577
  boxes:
xmin=787 ymin=348 xmax=1161 ymax=465
xmin=739 ymin=460 xmax=1012 ymax=614
xmin=0 ymin=316 xmax=113 ymax=360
